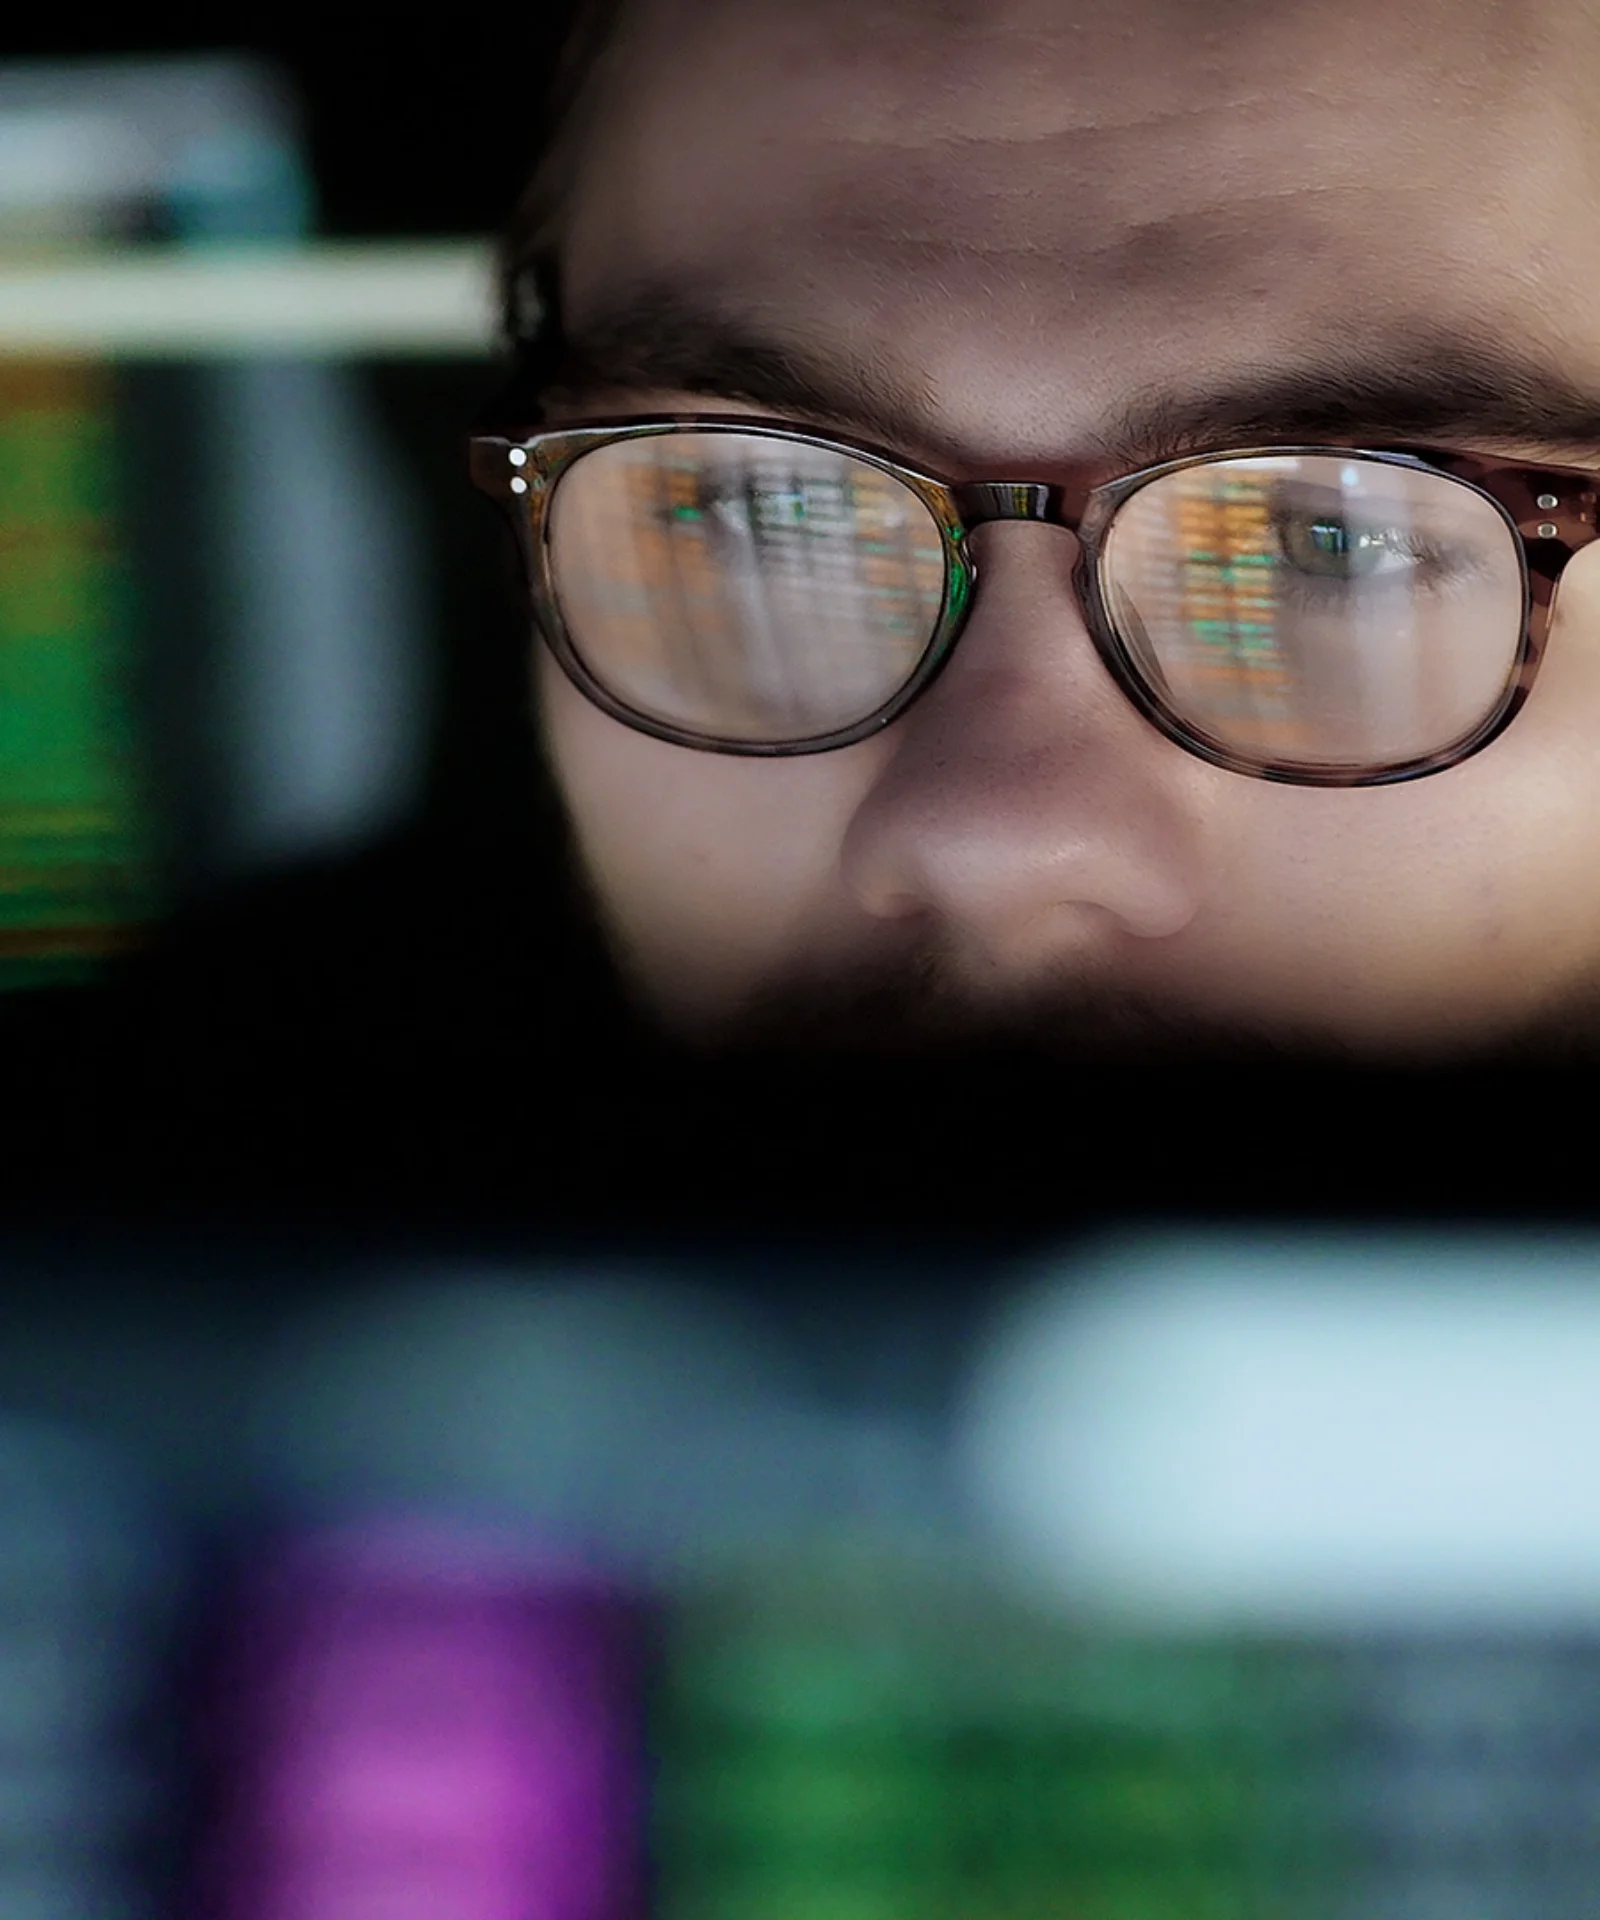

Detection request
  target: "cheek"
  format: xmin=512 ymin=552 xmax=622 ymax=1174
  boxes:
xmin=538 ymin=657 xmax=884 ymax=975
xmin=1435 ymin=564 xmax=1600 ymax=946
xmin=1202 ymin=593 xmax=1600 ymax=990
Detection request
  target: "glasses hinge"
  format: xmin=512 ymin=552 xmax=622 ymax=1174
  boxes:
xmin=1517 ymin=487 xmax=1596 ymax=542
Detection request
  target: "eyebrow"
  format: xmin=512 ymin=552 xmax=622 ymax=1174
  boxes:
xmin=541 ymin=283 xmax=1600 ymax=471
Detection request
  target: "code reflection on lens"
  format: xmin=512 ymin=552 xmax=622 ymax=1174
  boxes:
xmin=1105 ymin=456 xmax=1523 ymax=769
xmin=550 ymin=433 xmax=946 ymax=741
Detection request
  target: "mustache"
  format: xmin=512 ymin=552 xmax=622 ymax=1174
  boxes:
xmin=702 ymin=946 xmax=1364 ymax=1069
xmin=552 ymin=813 xmax=1600 ymax=1074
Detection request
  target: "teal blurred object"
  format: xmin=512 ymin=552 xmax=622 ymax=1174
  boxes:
xmin=0 ymin=1413 xmax=181 ymax=1919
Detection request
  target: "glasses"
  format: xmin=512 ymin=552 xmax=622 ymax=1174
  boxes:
xmin=469 ymin=415 xmax=1600 ymax=786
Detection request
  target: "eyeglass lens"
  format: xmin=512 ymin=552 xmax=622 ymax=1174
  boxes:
xmin=546 ymin=434 xmax=1527 ymax=767
xmin=548 ymin=434 xmax=948 ymax=741
xmin=1104 ymin=455 xmax=1525 ymax=769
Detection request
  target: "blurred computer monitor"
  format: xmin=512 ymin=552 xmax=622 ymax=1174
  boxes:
xmin=0 ymin=56 xmax=457 ymax=989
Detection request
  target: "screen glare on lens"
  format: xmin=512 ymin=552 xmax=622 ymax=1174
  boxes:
xmin=1103 ymin=456 xmax=1525 ymax=770
xmin=548 ymin=434 xmax=948 ymax=743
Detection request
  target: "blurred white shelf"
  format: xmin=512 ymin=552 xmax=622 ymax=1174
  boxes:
xmin=0 ymin=241 xmax=500 ymax=356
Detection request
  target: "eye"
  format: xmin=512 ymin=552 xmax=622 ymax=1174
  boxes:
xmin=1275 ymin=514 xmax=1418 ymax=579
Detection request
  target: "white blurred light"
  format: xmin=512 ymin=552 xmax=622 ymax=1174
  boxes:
xmin=959 ymin=1233 xmax=1600 ymax=1629
xmin=202 ymin=356 xmax=433 ymax=866
xmin=0 ymin=110 xmax=148 ymax=210
xmin=0 ymin=244 xmax=495 ymax=355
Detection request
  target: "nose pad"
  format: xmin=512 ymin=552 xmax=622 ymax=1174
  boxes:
xmin=839 ymin=521 xmax=1205 ymax=953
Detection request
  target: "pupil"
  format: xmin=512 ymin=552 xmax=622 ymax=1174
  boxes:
xmin=1285 ymin=515 xmax=1387 ymax=577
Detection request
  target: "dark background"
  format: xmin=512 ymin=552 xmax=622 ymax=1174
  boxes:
xmin=0 ymin=14 xmax=573 ymax=241
xmin=0 ymin=12 xmax=635 ymax=1236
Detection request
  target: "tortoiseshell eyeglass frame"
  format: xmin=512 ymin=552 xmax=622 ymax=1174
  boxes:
xmin=469 ymin=412 xmax=1600 ymax=787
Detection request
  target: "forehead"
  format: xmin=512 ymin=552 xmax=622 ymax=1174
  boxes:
xmin=559 ymin=0 xmax=1600 ymax=462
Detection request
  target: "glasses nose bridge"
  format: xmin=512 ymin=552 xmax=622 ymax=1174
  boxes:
xmin=947 ymin=479 xmax=1084 ymax=535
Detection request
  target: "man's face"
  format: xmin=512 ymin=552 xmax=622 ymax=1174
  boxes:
xmin=534 ymin=0 xmax=1600 ymax=1062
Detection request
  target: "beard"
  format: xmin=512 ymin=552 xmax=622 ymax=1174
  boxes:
xmin=549 ymin=914 xmax=1600 ymax=1232
xmin=601 ymin=905 xmax=1600 ymax=1074
xmin=700 ymin=947 xmax=1360 ymax=1069
xmin=534 ymin=787 xmax=1600 ymax=1228
xmin=532 ymin=692 xmax=1600 ymax=1078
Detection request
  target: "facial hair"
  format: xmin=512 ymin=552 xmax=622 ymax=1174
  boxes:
xmin=540 ymin=775 xmax=1600 ymax=1226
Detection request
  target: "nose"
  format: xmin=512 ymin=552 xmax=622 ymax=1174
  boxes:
xmin=838 ymin=523 xmax=1206 ymax=966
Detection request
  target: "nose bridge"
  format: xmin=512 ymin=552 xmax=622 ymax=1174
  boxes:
xmin=838 ymin=498 xmax=1206 ymax=948
xmin=946 ymin=485 xmax=1101 ymax=691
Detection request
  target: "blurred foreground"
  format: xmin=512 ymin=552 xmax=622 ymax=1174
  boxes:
xmin=0 ymin=1229 xmax=1597 ymax=1917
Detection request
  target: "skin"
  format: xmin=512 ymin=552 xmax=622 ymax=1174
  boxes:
xmin=531 ymin=0 xmax=1600 ymax=1060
